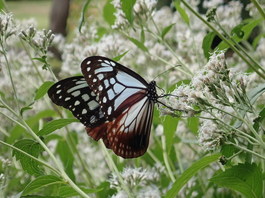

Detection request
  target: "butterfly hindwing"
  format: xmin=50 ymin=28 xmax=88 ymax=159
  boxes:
xmin=86 ymin=96 xmax=154 ymax=158
xmin=48 ymin=76 xmax=106 ymax=127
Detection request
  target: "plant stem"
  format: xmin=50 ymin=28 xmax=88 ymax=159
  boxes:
xmin=250 ymin=0 xmax=265 ymax=20
xmin=181 ymin=0 xmax=265 ymax=79
xmin=227 ymin=142 xmax=265 ymax=160
xmin=100 ymin=141 xmax=133 ymax=198
xmin=161 ymin=135 xmax=176 ymax=182
xmin=20 ymin=39 xmax=45 ymax=82
xmin=1 ymin=43 xmax=19 ymax=110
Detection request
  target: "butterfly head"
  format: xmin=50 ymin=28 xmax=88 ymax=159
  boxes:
xmin=148 ymin=81 xmax=158 ymax=102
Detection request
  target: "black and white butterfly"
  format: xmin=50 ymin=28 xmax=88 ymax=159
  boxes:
xmin=48 ymin=56 xmax=158 ymax=158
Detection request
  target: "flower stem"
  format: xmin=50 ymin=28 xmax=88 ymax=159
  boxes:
xmin=161 ymin=135 xmax=176 ymax=182
xmin=99 ymin=141 xmax=133 ymax=198
xmin=250 ymin=0 xmax=265 ymax=20
xmin=227 ymin=142 xmax=265 ymax=160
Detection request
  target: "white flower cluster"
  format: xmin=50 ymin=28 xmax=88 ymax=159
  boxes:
xmin=110 ymin=165 xmax=163 ymax=197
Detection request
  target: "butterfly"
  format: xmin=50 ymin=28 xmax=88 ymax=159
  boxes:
xmin=48 ymin=56 xmax=158 ymax=158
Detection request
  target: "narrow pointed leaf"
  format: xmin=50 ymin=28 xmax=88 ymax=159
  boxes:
xmin=38 ymin=118 xmax=79 ymax=136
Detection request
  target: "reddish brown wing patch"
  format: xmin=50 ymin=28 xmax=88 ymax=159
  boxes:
xmin=86 ymin=93 xmax=154 ymax=158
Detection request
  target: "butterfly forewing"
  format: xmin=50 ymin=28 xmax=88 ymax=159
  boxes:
xmin=81 ymin=56 xmax=149 ymax=119
xmin=48 ymin=76 xmax=106 ymax=127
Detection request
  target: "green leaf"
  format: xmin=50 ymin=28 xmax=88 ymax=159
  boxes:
xmin=216 ymin=18 xmax=262 ymax=51
xmin=32 ymin=57 xmax=47 ymax=64
xmin=187 ymin=116 xmax=199 ymax=134
xmin=7 ymin=110 xmax=57 ymax=144
xmin=112 ymin=50 xmax=129 ymax=61
xmin=20 ymin=101 xmax=35 ymax=116
xmin=79 ymin=0 xmax=92 ymax=33
xmin=163 ymin=116 xmax=179 ymax=152
xmin=22 ymin=175 xmax=63 ymax=195
xmin=202 ymin=32 xmax=215 ymax=59
xmin=161 ymin=23 xmax=175 ymax=40
xmin=120 ymin=0 xmax=136 ymax=24
xmin=56 ymin=138 xmax=75 ymax=181
xmin=253 ymin=107 xmax=265 ymax=131
xmin=38 ymin=118 xmax=79 ymax=136
xmin=210 ymin=163 xmax=263 ymax=198
xmin=0 ymin=0 xmax=5 ymax=10
xmin=13 ymin=139 xmax=44 ymax=175
xmin=127 ymin=36 xmax=148 ymax=52
xmin=165 ymin=153 xmax=221 ymax=198
xmin=58 ymin=185 xmax=104 ymax=197
xmin=103 ymin=0 xmax=116 ymax=25
xmin=35 ymin=81 xmax=54 ymax=100
xmin=234 ymin=83 xmax=265 ymax=128
xmin=175 ymin=0 xmax=190 ymax=25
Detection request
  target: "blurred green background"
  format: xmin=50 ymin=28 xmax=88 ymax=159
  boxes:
xmin=7 ymin=0 xmax=52 ymax=29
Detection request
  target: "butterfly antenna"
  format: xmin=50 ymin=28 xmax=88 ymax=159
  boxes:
xmin=153 ymin=64 xmax=181 ymax=81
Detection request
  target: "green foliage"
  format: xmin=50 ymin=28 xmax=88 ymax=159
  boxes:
xmin=7 ymin=110 xmax=57 ymax=144
xmin=58 ymin=185 xmax=104 ymax=197
xmin=174 ymin=0 xmax=190 ymax=25
xmin=163 ymin=115 xmax=179 ymax=153
xmin=210 ymin=163 xmax=263 ymax=198
xmin=161 ymin=23 xmax=176 ymax=40
xmin=56 ymin=137 xmax=75 ymax=181
xmin=112 ymin=50 xmax=129 ymax=61
xmin=202 ymin=32 xmax=215 ymax=59
xmin=22 ymin=175 xmax=63 ymax=196
xmin=13 ymin=139 xmax=44 ymax=176
xmin=165 ymin=153 xmax=221 ymax=198
xmin=216 ymin=18 xmax=262 ymax=51
xmin=103 ymin=0 xmax=116 ymax=25
xmin=34 ymin=81 xmax=54 ymax=101
xmin=120 ymin=0 xmax=136 ymax=24
xmin=38 ymin=118 xmax=79 ymax=136
xmin=127 ymin=36 xmax=148 ymax=52
xmin=79 ymin=0 xmax=92 ymax=33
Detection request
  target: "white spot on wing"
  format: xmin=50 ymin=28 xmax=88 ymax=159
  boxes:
xmin=65 ymin=97 xmax=71 ymax=101
xmin=93 ymin=78 xmax=97 ymax=83
xmin=113 ymin=83 xmax=125 ymax=93
xmin=56 ymin=90 xmax=61 ymax=94
xmin=72 ymin=90 xmax=81 ymax=97
xmin=82 ymin=109 xmax=87 ymax=114
xmin=101 ymin=62 xmax=109 ymax=67
xmin=67 ymin=83 xmax=87 ymax=93
xmin=98 ymin=85 xmax=103 ymax=91
xmin=82 ymin=94 xmax=90 ymax=101
xmin=108 ymin=106 xmax=112 ymax=115
xmin=98 ymin=74 xmax=104 ymax=80
xmin=74 ymin=101 xmax=80 ymax=106
xmin=104 ymin=80 xmax=110 ymax=88
xmin=116 ymin=71 xmax=146 ymax=88
xmin=56 ymin=84 xmax=61 ymax=88
xmin=107 ymin=89 xmax=115 ymax=100
xmin=110 ymin=78 xmax=115 ymax=85
xmin=103 ymin=97 xmax=107 ymax=103
xmin=87 ymin=60 xmax=91 ymax=65
xmin=87 ymin=67 xmax=91 ymax=72
xmin=88 ymin=100 xmax=98 ymax=110
xmin=110 ymin=61 xmax=116 ymax=66
xmin=95 ymin=67 xmax=113 ymax=74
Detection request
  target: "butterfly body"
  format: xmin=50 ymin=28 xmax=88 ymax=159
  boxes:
xmin=48 ymin=56 xmax=158 ymax=158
